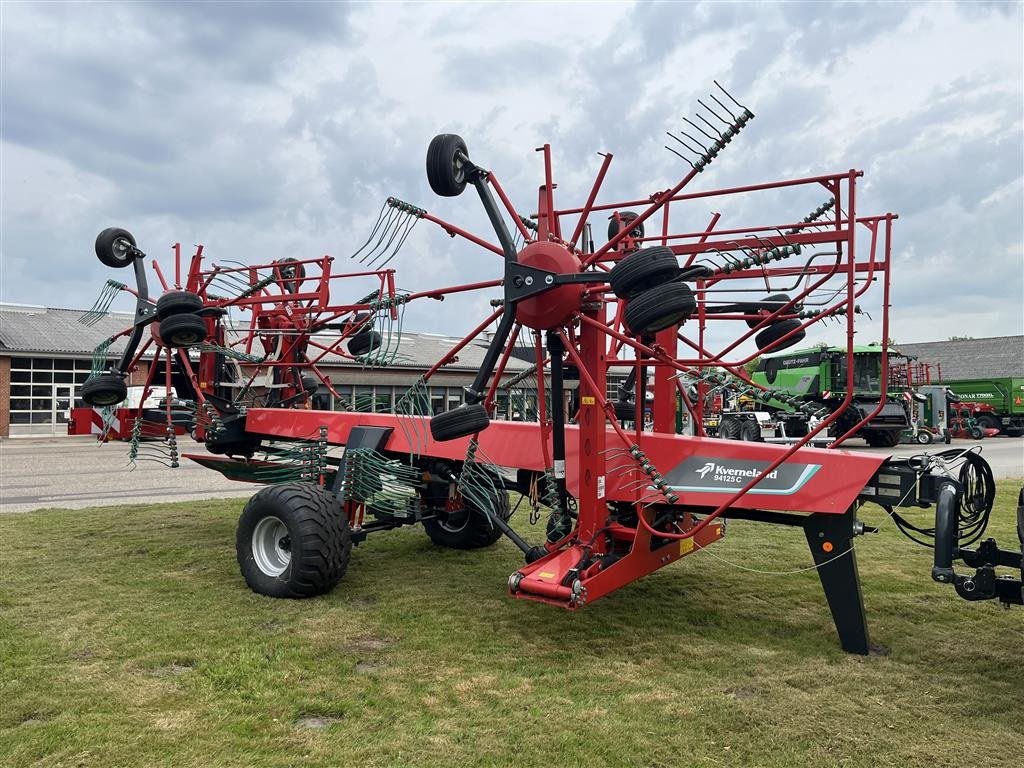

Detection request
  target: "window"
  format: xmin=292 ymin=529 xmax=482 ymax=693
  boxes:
xmin=373 ymin=388 xmax=394 ymax=413
xmin=8 ymin=356 xmax=96 ymax=435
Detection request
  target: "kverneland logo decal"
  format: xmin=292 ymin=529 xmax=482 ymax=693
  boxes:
xmin=663 ymin=457 xmax=820 ymax=495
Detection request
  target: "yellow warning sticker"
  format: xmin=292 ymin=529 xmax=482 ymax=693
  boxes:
xmin=679 ymin=538 xmax=694 ymax=556
xmin=582 ymin=396 xmax=596 ymax=405
xmin=539 ymin=571 xmax=556 ymax=579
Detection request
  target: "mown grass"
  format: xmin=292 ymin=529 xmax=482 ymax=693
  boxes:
xmin=1 ymin=483 xmax=1022 ymax=768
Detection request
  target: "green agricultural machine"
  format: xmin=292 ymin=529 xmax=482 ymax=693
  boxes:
xmin=941 ymin=378 xmax=1024 ymax=436
xmin=750 ymin=344 xmax=910 ymax=447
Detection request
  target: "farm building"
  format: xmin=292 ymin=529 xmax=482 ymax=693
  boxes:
xmin=0 ymin=303 xmax=544 ymax=438
xmin=896 ymin=336 xmax=1024 ymax=381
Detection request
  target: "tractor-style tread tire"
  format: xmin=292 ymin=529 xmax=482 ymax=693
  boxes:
xmin=864 ymin=429 xmax=901 ymax=448
xmin=718 ymin=416 xmax=742 ymax=440
xmin=236 ymin=483 xmax=351 ymax=599
xmin=623 ymin=282 xmax=696 ymax=335
xmin=423 ymin=485 xmax=510 ymax=550
xmin=740 ymin=419 xmax=762 ymax=442
xmin=158 ymin=312 xmax=208 ymax=348
xmin=607 ymin=211 xmax=644 ymax=246
xmin=744 ymin=293 xmax=795 ymax=330
xmin=608 ymin=246 xmax=681 ymax=299
xmin=430 ymin=403 xmax=490 ymax=442
xmin=81 ymin=373 xmax=128 ymax=407
xmin=754 ymin=319 xmax=806 ymax=353
xmin=95 ymin=227 xmax=137 ymax=269
xmin=427 ymin=134 xmax=469 ymax=197
xmin=156 ymin=290 xmax=204 ymax=321
xmin=348 ymin=329 xmax=382 ymax=356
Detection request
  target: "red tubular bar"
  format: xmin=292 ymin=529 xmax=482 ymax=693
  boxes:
xmin=558 ymin=170 xmax=864 ymax=217
xmin=421 ymin=212 xmax=504 ymax=257
xmin=567 ymin=152 xmax=613 ymax=252
xmin=486 ymin=172 xmax=532 ymax=243
xmin=422 ymin=307 xmax=504 ymax=380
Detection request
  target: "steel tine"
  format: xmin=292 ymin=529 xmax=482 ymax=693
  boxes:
xmin=714 ymin=80 xmax=750 ymax=112
xmin=688 ymin=116 xmax=720 ymax=145
xmin=665 ymin=145 xmax=695 ymax=168
xmin=709 ymin=92 xmax=737 ymax=121
xmin=698 ymin=98 xmax=731 ymax=126
xmin=682 ymin=116 xmax=718 ymax=144
xmin=667 ymin=131 xmax=704 ymax=156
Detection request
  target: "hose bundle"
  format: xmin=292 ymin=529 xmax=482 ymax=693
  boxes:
xmin=888 ymin=449 xmax=996 ymax=548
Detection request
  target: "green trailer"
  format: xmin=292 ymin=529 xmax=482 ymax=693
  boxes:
xmin=750 ymin=344 xmax=911 ymax=447
xmin=941 ymin=378 xmax=1024 ymax=436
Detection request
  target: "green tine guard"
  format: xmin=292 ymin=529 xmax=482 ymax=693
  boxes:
xmin=79 ymin=280 xmax=127 ymax=327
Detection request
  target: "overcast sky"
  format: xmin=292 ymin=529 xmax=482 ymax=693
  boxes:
xmin=2 ymin=0 xmax=1022 ymax=354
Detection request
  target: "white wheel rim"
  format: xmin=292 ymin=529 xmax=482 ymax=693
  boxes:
xmin=252 ymin=515 xmax=290 ymax=577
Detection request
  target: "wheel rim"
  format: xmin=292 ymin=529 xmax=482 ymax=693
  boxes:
xmin=112 ymin=237 xmax=131 ymax=263
xmin=438 ymin=506 xmax=471 ymax=533
xmin=452 ymin=152 xmax=466 ymax=184
xmin=252 ymin=515 xmax=291 ymax=577
xmin=171 ymin=331 xmax=201 ymax=345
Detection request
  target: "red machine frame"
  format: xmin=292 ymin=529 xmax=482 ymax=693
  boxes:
xmin=77 ymin=86 xmax=1020 ymax=653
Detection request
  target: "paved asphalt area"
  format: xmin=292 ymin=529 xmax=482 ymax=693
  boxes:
xmin=1 ymin=434 xmax=1022 ymax=514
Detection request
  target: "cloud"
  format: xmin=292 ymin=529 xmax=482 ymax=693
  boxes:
xmin=0 ymin=0 xmax=1020 ymax=359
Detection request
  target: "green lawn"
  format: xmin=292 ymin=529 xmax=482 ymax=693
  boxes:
xmin=2 ymin=483 xmax=1021 ymax=768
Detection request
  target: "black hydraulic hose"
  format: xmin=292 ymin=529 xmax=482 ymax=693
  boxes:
xmin=932 ymin=481 xmax=960 ymax=584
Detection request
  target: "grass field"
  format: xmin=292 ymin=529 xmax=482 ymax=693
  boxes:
xmin=2 ymin=483 xmax=1021 ymax=768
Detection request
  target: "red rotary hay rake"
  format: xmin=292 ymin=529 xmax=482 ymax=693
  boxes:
xmin=79 ymin=83 xmax=1021 ymax=653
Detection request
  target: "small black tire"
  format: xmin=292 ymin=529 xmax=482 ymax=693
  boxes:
xmin=348 ymin=329 xmax=382 ymax=356
xmin=430 ymin=403 xmax=490 ymax=441
xmin=754 ymin=319 xmax=806 ymax=353
xmin=608 ymin=246 xmax=681 ymax=299
xmin=95 ymin=227 xmax=137 ymax=269
xmin=236 ymin=483 xmax=351 ymax=599
xmin=740 ymin=419 xmax=762 ymax=442
xmin=156 ymin=290 xmax=204 ymax=320
xmin=274 ymin=257 xmax=306 ymax=294
xmin=423 ymin=483 xmax=509 ymax=550
xmin=300 ymin=373 xmax=319 ymax=393
xmin=916 ymin=430 xmax=934 ymax=445
xmin=607 ymin=211 xmax=644 ymax=246
xmin=81 ymin=373 xmax=128 ymax=407
xmin=745 ymin=293 xmax=795 ymax=329
xmin=718 ymin=416 xmax=741 ymax=440
xmin=970 ymin=426 xmax=984 ymax=440
xmin=158 ymin=312 xmax=208 ymax=348
xmin=427 ymin=134 xmax=469 ymax=197
xmin=623 ymin=282 xmax=696 ymax=335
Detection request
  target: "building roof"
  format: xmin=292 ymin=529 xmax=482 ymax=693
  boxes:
xmin=0 ymin=303 xmax=529 ymax=372
xmin=896 ymin=336 xmax=1024 ymax=381
xmin=0 ymin=304 xmax=141 ymax=357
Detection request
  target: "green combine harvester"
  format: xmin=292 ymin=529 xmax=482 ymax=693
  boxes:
xmin=750 ymin=344 xmax=911 ymax=447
